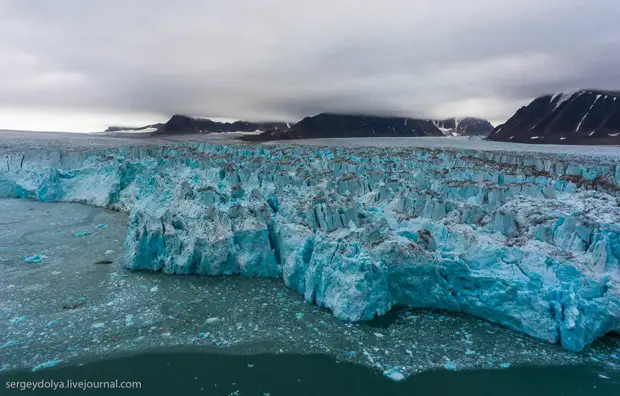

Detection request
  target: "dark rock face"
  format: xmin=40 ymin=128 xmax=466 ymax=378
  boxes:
xmin=154 ymin=115 xmax=288 ymax=135
xmin=434 ymin=118 xmax=494 ymax=136
xmin=488 ymin=90 xmax=620 ymax=145
xmin=241 ymin=113 xmax=447 ymax=141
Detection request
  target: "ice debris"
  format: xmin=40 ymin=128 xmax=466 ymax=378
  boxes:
xmin=62 ymin=297 xmax=88 ymax=310
xmin=1 ymin=340 xmax=24 ymax=349
xmin=23 ymin=255 xmax=42 ymax=263
xmin=383 ymin=366 xmax=406 ymax=381
xmin=444 ymin=362 xmax=457 ymax=371
xmin=32 ymin=360 xmax=62 ymax=372
xmin=73 ymin=231 xmax=90 ymax=237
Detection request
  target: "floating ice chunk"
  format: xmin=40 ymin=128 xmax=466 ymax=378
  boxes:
xmin=1 ymin=340 xmax=24 ymax=349
xmin=62 ymin=297 xmax=88 ymax=310
xmin=24 ymin=255 xmax=42 ymax=263
xmin=373 ymin=333 xmax=385 ymax=338
xmin=9 ymin=316 xmax=29 ymax=324
xmin=204 ymin=317 xmax=221 ymax=324
xmin=105 ymin=250 xmax=114 ymax=254
xmin=74 ymin=232 xmax=90 ymax=237
xmin=499 ymin=363 xmax=511 ymax=369
xmin=383 ymin=366 xmax=406 ymax=381
xmin=92 ymin=322 xmax=105 ymax=329
xmin=598 ymin=374 xmax=609 ymax=379
xmin=444 ymin=362 xmax=457 ymax=370
xmin=32 ymin=360 xmax=62 ymax=372
xmin=296 ymin=313 xmax=304 ymax=320
xmin=150 ymin=286 xmax=158 ymax=292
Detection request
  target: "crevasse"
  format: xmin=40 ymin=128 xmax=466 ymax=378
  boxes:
xmin=1 ymin=141 xmax=619 ymax=351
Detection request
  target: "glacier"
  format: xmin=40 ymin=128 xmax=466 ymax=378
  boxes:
xmin=1 ymin=136 xmax=620 ymax=352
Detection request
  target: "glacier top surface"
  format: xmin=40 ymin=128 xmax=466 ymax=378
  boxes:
xmin=1 ymin=130 xmax=620 ymax=161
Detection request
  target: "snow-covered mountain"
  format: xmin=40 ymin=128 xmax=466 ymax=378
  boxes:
xmin=488 ymin=90 xmax=620 ymax=144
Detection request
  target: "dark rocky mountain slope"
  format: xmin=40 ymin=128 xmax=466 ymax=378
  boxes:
xmin=103 ymin=114 xmax=494 ymax=140
xmin=488 ymin=90 xmax=620 ymax=145
xmin=153 ymin=115 xmax=288 ymax=135
xmin=240 ymin=113 xmax=492 ymax=141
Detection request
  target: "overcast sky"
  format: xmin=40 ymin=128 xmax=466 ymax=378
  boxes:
xmin=1 ymin=0 xmax=619 ymax=132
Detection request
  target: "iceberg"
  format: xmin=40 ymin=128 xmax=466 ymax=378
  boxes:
xmin=1 ymin=139 xmax=619 ymax=351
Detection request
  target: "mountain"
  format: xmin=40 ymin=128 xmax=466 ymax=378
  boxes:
xmin=153 ymin=115 xmax=289 ymax=135
xmin=102 ymin=114 xmax=494 ymax=140
xmin=487 ymin=90 xmax=620 ymax=144
xmin=433 ymin=118 xmax=494 ymax=136
xmin=240 ymin=113 xmax=492 ymax=141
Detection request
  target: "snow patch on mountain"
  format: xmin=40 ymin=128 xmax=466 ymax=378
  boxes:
xmin=99 ymin=127 xmax=158 ymax=135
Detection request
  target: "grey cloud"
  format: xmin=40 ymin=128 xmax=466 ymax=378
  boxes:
xmin=1 ymin=0 xmax=619 ymax=128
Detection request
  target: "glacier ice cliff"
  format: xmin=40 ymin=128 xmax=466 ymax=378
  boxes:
xmin=1 ymin=138 xmax=620 ymax=352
